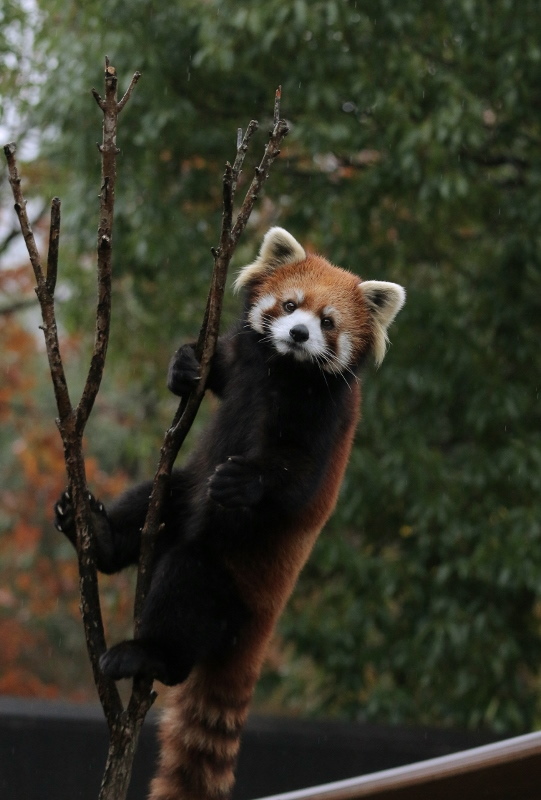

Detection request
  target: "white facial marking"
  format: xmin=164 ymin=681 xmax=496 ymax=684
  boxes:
xmin=269 ymin=308 xmax=327 ymax=361
xmin=292 ymin=288 xmax=305 ymax=305
xmin=337 ymin=332 xmax=353 ymax=367
xmin=248 ymin=293 xmax=276 ymax=333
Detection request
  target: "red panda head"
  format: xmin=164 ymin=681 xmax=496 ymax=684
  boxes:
xmin=234 ymin=228 xmax=405 ymax=373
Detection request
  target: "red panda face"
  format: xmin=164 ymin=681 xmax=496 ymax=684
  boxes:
xmin=247 ymin=256 xmax=373 ymax=374
xmin=235 ymin=228 xmax=406 ymax=372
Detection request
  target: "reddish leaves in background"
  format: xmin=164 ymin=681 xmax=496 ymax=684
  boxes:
xmin=0 ymin=265 xmax=130 ymax=701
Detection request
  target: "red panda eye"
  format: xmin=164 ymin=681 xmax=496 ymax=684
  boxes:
xmin=321 ymin=317 xmax=334 ymax=330
xmin=283 ymin=301 xmax=297 ymax=313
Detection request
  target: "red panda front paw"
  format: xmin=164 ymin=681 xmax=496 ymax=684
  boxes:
xmin=54 ymin=489 xmax=106 ymax=547
xmin=54 ymin=490 xmax=76 ymax=544
xmin=208 ymin=456 xmax=264 ymax=508
xmin=167 ymin=344 xmax=201 ymax=397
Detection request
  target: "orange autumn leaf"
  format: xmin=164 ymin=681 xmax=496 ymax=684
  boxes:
xmin=0 ymin=618 xmax=36 ymax=663
xmin=12 ymin=520 xmax=42 ymax=551
xmin=15 ymin=573 xmax=33 ymax=593
xmin=0 ymin=667 xmax=59 ymax=699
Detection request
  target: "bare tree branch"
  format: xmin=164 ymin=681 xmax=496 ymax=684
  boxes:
xmin=77 ymin=59 xmax=120 ymax=434
xmin=117 ymin=69 xmax=142 ymax=112
xmin=4 ymin=143 xmax=73 ymax=421
xmin=3 ymin=144 xmax=46 ymax=284
xmin=46 ymin=197 xmax=61 ymax=294
xmin=4 ymin=75 xmax=289 ymax=800
xmin=4 ymin=139 xmax=121 ymax=722
xmin=4 ymin=58 xmax=142 ymax=800
xmin=273 ymin=84 xmax=282 ymax=126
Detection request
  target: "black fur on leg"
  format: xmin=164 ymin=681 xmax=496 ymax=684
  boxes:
xmin=99 ymin=640 xmax=193 ymax=686
xmin=167 ymin=344 xmax=201 ymax=397
xmin=125 ymin=543 xmax=250 ymax=686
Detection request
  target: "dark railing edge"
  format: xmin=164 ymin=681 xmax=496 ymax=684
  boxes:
xmin=250 ymin=729 xmax=541 ymax=800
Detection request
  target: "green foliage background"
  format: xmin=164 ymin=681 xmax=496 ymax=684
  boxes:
xmin=2 ymin=0 xmax=541 ymax=732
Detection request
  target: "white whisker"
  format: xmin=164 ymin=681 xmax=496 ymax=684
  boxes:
xmin=316 ymin=348 xmax=358 ymax=388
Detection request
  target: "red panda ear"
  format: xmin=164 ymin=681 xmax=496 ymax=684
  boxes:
xmin=359 ymin=280 xmax=406 ymax=366
xmin=233 ymin=228 xmax=306 ymax=292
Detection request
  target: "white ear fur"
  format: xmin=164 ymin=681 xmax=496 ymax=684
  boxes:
xmin=359 ymin=280 xmax=406 ymax=366
xmin=233 ymin=227 xmax=306 ymax=292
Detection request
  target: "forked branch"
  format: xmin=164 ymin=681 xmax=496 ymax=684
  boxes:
xmin=4 ymin=58 xmax=142 ymax=798
xmin=4 ymin=76 xmax=288 ymax=800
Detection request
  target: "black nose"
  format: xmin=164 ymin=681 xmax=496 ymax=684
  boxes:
xmin=289 ymin=324 xmax=309 ymax=343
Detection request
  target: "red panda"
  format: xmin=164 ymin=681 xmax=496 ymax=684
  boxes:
xmin=55 ymin=228 xmax=405 ymax=800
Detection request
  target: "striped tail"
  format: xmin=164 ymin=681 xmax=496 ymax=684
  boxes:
xmin=147 ymin=514 xmax=335 ymax=799
xmin=148 ymin=656 xmax=260 ymax=800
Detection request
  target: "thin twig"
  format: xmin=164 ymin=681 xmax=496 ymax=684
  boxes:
xmin=273 ymin=85 xmax=282 ymax=127
xmin=46 ymin=197 xmax=61 ymax=294
xmin=231 ymin=126 xmax=289 ymax=244
xmin=92 ymin=88 xmax=105 ymax=111
xmin=221 ymin=162 xmax=234 ymax=243
xmin=3 ymin=143 xmax=72 ymax=420
xmin=232 ymin=119 xmax=259 ymax=176
xmin=77 ymin=60 xmax=121 ymax=434
xmin=117 ymin=71 xmax=142 ymax=112
xmin=4 ymin=143 xmax=45 ymax=285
